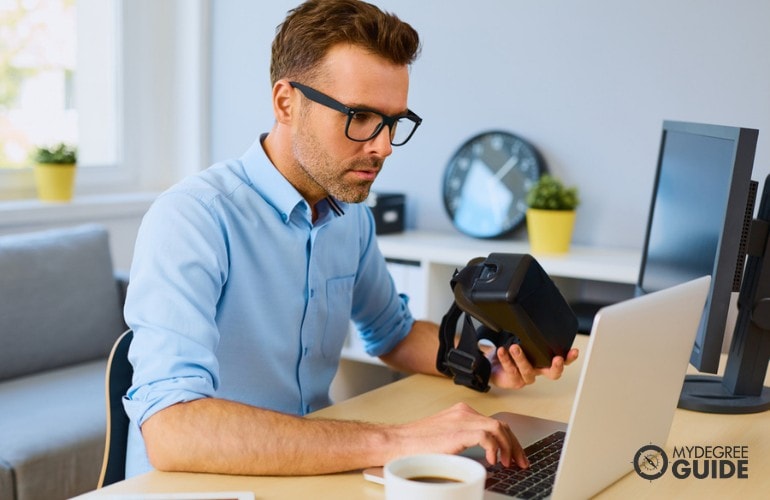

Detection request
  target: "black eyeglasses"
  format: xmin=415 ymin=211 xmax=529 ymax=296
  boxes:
xmin=289 ymin=81 xmax=422 ymax=146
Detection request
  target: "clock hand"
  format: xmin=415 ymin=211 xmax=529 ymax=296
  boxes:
xmin=493 ymin=155 xmax=519 ymax=181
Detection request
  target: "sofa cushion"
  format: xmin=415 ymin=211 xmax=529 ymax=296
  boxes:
xmin=0 ymin=224 xmax=126 ymax=381
xmin=0 ymin=359 xmax=106 ymax=500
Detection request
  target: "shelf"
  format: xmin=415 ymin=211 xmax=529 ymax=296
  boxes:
xmin=343 ymin=230 xmax=641 ymax=366
xmin=376 ymin=230 xmax=641 ymax=285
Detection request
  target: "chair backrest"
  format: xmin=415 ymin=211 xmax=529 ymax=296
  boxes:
xmin=97 ymin=329 xmax=134 ymax=488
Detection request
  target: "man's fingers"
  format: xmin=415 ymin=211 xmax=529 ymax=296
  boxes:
xmin=508 ymin=345 xmax=536 ymax=384
xmin=477 ymin=419 xmax=527 ymax=469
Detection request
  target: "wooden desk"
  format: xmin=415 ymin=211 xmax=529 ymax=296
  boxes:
xmin=75 ymin=335 xmax=769 ymax=499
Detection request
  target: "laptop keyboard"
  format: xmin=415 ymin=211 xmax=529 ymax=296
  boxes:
xmin=485 ymin=430 xmax=566 ymax=499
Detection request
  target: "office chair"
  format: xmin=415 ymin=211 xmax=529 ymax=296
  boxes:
xmin=97 ymin=329 xmax=134 ymax=488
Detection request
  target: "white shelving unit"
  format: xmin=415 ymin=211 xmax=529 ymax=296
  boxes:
xmin=341 ymin=230 xmax=642 ymax=365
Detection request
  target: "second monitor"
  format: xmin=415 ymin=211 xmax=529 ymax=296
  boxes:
xmin=636 ymin=120 xmax=762 ymax=412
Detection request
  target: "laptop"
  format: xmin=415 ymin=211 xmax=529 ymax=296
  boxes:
xmin=364 ymin=275 xmax=711 ymax=499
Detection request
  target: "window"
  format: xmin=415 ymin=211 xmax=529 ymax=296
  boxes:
xmin=0 ymin=0 xmax=209 ymax=202
xmin=0 ymin=0 xmax=117 ymax=171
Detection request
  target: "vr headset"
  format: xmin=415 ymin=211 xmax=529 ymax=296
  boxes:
xmin=437 ymin=253 xmax=578 ymax=392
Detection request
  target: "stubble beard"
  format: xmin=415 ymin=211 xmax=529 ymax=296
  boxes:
xmin=292 ymin=127 xmax=382 ymax=204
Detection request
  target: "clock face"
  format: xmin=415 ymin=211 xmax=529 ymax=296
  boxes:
xmin=443 ymin=131 xmax=545 ymax=238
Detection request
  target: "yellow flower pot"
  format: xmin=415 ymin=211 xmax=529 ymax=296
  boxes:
xmin=34 ymin=163 xmax=77 ymax=202
xmin=526 ymin=208 xmax=576 ymax=254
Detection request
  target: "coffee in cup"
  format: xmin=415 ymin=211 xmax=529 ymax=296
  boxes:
xmin=384 ymin=453 xmax=486 ymax=500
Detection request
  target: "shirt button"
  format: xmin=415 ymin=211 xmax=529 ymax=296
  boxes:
xmin=303 ymin=347 xmax=309 ymax=357
xmin=309 ymin=288 xmax=315 ymax=298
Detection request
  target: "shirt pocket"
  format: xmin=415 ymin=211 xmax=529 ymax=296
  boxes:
xmin=322 ymin=274 xmax=355 ymax=358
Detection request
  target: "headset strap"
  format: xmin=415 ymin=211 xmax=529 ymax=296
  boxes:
xmin=437 ymin=301 xmax=492 ymax=393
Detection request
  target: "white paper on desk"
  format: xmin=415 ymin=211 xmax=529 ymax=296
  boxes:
xmin=105 ymin=493 xmax=254 ymax=500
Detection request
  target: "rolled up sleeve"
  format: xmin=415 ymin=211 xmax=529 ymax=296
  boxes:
xmin=123 ymin=190 xmax=227 ymax=427
xmin=350 ymin=209 xmax=415 ymax=358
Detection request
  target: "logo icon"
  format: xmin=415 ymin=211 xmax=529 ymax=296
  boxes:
xmin=633 ymin=444 xmax=669 ymax=480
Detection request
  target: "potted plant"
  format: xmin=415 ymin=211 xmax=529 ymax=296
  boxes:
xmin=31 ymin=143 xmax=77 ymax=202
xmin=525 ymin=174 xmax=580 ymax=254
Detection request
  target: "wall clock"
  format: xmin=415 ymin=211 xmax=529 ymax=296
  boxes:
xmin=442 ymin=130 xmax=546 ymax=238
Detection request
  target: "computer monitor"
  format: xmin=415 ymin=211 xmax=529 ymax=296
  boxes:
xmin=685 ymin=174 xmax=770 ymax=413
xmin=637 ymin=120 xmax=768 ymax=413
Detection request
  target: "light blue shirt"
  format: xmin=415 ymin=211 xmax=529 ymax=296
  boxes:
xmin=123 ymin=137 xmax=414 ymax=477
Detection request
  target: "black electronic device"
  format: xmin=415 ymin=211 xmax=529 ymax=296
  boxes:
xmin=442 ymin=131 xmax=545 ymax=238
xmin=635 ymin=120 xmax=765 ymax=413
xmin=681 ymin=175 xmax=770 ymax=413
xmin=437 ymin=253 xmax=578 ymax=392
xmin=366 ymin=192 xmax=405 ymax=234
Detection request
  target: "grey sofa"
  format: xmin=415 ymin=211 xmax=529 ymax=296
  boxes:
xmin=0 ymin=224 xmax=128 ymax=500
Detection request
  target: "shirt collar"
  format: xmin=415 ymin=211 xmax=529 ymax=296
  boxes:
xmin=240 ymin=135 xmax=348 ymax=225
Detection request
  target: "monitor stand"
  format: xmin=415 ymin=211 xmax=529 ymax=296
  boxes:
xmin=679 ymin=375 xmax=770 ymax=414
xmin=678 ymin=283 xmax=770 ymax=414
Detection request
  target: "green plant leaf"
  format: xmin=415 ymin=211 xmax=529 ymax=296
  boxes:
xmin=526 ymin=174 xmax=580 ymax=210
xmin=32 ymin=143 xmax=77 ymax=164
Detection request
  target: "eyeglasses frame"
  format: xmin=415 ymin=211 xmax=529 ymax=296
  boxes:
xmin=289 ymin=81 xmax=422 ymax=146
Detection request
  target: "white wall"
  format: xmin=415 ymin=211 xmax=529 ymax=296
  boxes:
xmin=209 ymin=0 xmax=770 ymax=251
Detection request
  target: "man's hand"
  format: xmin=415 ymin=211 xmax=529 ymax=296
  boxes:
xmin=391 ymin=402 xmax=528 ymax=469
xmin=490 ymin=344 xmax=579 ymax=389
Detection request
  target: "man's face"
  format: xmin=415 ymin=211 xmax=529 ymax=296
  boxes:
xmin=290 ymin=44 xmax=410 ymax=205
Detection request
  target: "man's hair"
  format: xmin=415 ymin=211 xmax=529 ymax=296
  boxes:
xmin=270 ymin=0 xmax=421 ymax=86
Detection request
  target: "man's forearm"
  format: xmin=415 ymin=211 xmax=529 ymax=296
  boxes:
xmin=143 ymin=396 xmax=527 ymax=475
xmin=142 ymin=397 xmax=399 ymax=475
xmin=379 ymin=319 xmax=442 ymax=375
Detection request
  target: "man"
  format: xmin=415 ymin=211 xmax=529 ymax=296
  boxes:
xmin=124 ymin=0 xmax=578 ymax=478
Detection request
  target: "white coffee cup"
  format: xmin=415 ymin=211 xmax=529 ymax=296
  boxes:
xmin=384 ymin=453 xmax=486 ymax=500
